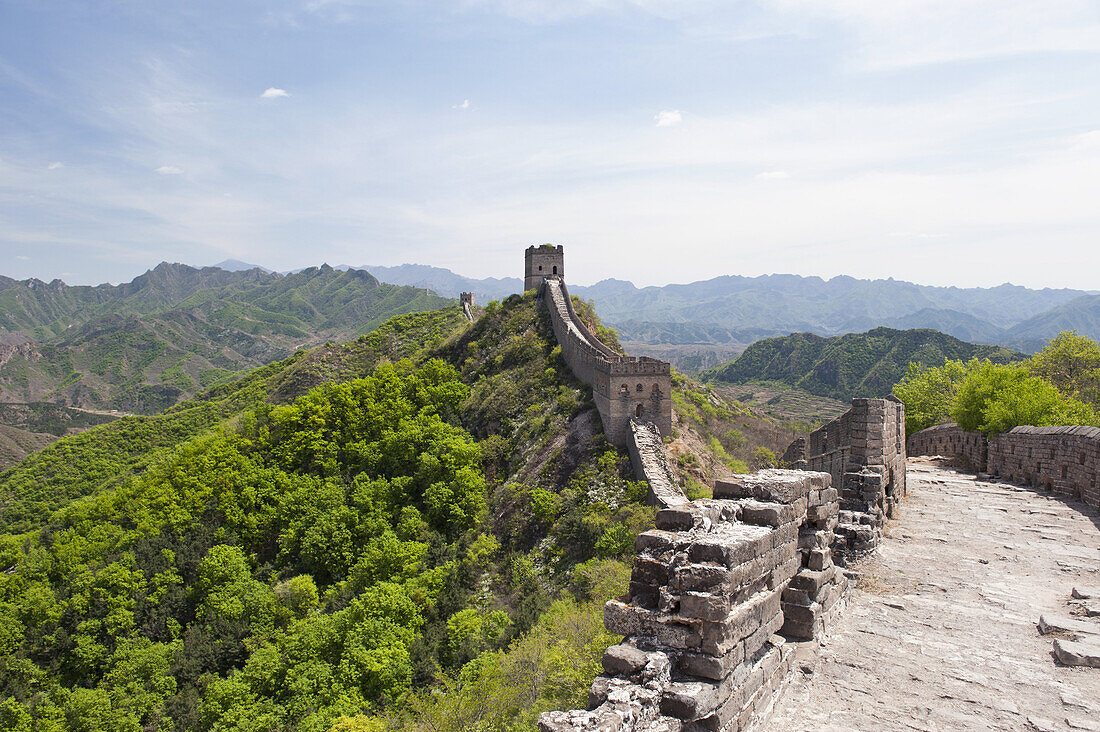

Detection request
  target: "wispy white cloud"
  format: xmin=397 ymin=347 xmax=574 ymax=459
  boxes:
xmin=155 ymin=165 xmax=183 ymax=175
xmin=756 ymin=170 xmax=789 ymax=179
xmin=774 ymin=0 xmax=1100 ymax=69
xmin=47 ymin=161 xmax=64 ymax=170
xmin=458 ymin=0 xmax=714 ymax=24
xmin=452 ymin=99 xmax=471 ymax=110
xmin=654 ymin=109 xmax=682 ymax=127
xmin=261 ymin=87 xmax=290 ymax=99
xmin=16 ymin=255 xmax=29 ymax=260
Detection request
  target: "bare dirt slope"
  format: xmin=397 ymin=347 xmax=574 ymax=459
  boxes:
xmin=768 ymin=459 xmax=1100 ymax=731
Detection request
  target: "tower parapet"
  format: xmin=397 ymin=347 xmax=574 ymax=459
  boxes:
xmin=524 ymin=244 xmax=564 ymax=292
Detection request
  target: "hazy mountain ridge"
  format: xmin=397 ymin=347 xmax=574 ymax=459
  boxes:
xmin=358 ymin=262 xmax=522 ymax=302
xmin=331 ymin=264 xmax=1098 ymax=354
xmin=0 ymin=263 xmax=452 ymax=413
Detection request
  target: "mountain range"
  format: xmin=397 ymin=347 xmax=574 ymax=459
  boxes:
xmin=0 ymin=262 xmax=451 ymax=414
xmin=312 ymin=263 xmax=1099 ymax=361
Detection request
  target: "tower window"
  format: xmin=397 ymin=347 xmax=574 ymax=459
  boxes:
xmin=636 ymin=404 xmax=644 ymax=418
xmin=553 ymin=265 xmax=558 ymax=274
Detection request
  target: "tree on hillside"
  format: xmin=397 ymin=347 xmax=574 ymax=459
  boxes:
xmin=1029 ymin=330 xmax=1100 ymax=408
xmin=892 ymin=358 xmax=978 ymax=435
xmin=951 ymin=361 xmax=1097 ymax=436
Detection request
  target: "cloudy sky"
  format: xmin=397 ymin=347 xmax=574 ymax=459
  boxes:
xmin=2 ymin=0 xmax=1099 ymax=289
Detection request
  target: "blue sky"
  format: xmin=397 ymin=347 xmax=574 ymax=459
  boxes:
xmin=1 ymin=1 xmax=1099 ymax=289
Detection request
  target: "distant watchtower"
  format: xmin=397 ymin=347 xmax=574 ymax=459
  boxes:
xmin=524 ymin=244 xmax=564 ymax=292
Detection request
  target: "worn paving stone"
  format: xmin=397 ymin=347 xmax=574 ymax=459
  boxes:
xmin=766 ymin=460 xmax=1100 ymax=732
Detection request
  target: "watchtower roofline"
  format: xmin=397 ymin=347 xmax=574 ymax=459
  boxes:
xmin=524 ymin=244 xmax=564 ymax=292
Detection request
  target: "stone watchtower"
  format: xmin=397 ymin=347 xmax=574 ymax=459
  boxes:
xmin=524 ymin=244 xmax=564 ymax=292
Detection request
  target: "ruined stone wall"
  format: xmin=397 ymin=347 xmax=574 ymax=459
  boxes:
xmin=541 ymin=275 xmax=672 ymax=448
xmin=459 ymin=292 xmax=474 ymax=322
xmin=539 ymin=470 xmax=844 ymax=732
xmin=797 ymin=398 xmax=906 ymax=555
xmin=628 ymin=419 xmax=690 ymax=509
xmin=988 ymin=426 xmax=1100 ymax=510
xmin=907 ymin=423 xmax=987 ymax=471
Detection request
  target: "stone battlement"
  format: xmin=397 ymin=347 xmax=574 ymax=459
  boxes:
xmin=787 ymin=398 xmax=906 ymax=557
xmin=909 ymin=422 xmax=1100 ymax=510
xmin=538 ymin=469 xmax=847 ymax=732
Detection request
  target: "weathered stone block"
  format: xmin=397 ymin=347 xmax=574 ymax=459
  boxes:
xmin=602 ymin=642 xmax=651 ymax=676
xmin=713 ymin=470 xmax=811 ymax=504
xmin=632 ymin=556 xmax=671 ymax=587
xmin=769 ymin=556 xmax=801 ymax=589
xmin=807 ymin=548 xmax=832 ymax=571
xmin=655 ymin=506 xmax=696 ymax=531
xmin=605 ymin=600 xmax=701 ymax=650
xmin=686 ymin=524 xmax=774 ymax=569
xmin=788 ymin=566 xmax=836 ymax=594
xmin=698 ymin=587 xmax=783 ymax=657
xmin=739 ymin=498 xmax=807 ymax=528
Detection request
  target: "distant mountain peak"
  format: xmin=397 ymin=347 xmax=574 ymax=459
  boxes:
xmin=213 ymin=259 xmax=270 ymax=273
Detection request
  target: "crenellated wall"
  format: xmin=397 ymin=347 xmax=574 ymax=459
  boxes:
xmin=989 ymin=426 xmax=1100 ymax=509
xmin=906 ymin=422 xmax=987 ymax=471
xmin=909 ymin=423 xmax=1100 ymax=511
xmin=539 ymin=271 xmax=672 ymax=448
xmin=793 ymin=398 xmax=906 ymax=556
xmin=538 ymin=469 xmax=846 ymax=732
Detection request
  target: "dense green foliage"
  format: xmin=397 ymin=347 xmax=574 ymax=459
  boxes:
xmin=952 ymin=361 xmax=1096 ymax=435
xmin=0 ymin=294 xmax=662 ymax=731
xmin=703 ymin=327 xmax=1023 ymax=401
xmin=1028 ymin=330 xmax=1100 ymax=407
xmin=0 ymin=308 xmax=470 ymax=536
xmin=893 ymin=331 xmax=1100 ymax=436
xmin=0 ymin=360 xmax=484 ymax=730
xmin=0 ymin=264 xmax=451 ymax=413
xmin=892 ymin=359 xmax=976 ymax=435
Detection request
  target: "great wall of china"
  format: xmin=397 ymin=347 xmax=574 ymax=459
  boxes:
xmin=908 ymin=422 xmax=1100 ymax=511
xmin=519 ymin=246 xmax=1098 ymax=730
xmin=523 ymin=247 xmax=916 ymax=730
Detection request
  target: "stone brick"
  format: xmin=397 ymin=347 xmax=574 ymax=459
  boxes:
xmin=602 ymin=642 xmax=651 ymax=676
xmin=604 ymin=600 xmax=701 ymax=650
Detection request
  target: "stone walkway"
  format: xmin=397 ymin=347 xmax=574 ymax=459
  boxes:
xmin=767 ymin=459 xmax=1100 ymax=732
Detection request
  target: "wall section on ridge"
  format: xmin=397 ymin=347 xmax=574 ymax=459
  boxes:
xmin=907 ymin=422 xmax=987 ymax=471
xmin=540 ymin=275 xmax=672 ymax=448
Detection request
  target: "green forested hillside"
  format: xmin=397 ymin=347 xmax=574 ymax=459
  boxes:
xmin=0 ymin=307 xmax=470 ymax=535
xmin=0 ymin=264 xmax=451 ymax=414
xmin=702 ymin=327 xmax=1024 ymax=400
xmin=0 ymin=295 xmax=659 ymax=731
xmin=0 ymin=291 xmax=804 ymax=731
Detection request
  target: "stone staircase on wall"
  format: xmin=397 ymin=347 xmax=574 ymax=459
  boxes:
xmin=628 ymin=418 xmax=689 ymax=509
